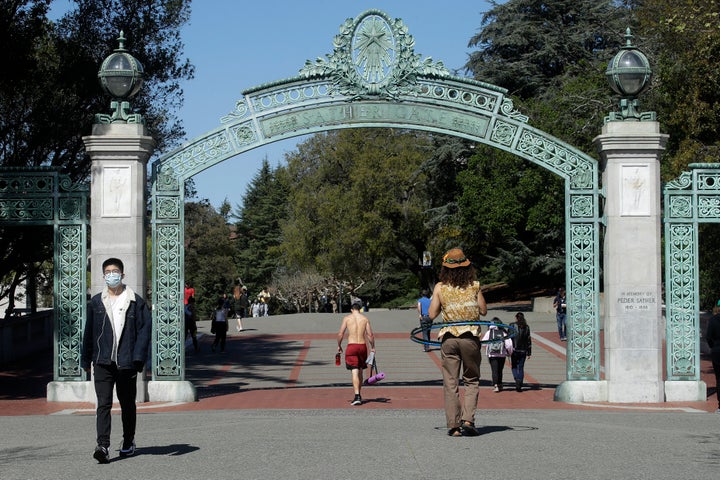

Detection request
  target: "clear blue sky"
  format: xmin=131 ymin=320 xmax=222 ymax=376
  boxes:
xmin=179 ymin=0 xmax=494 ymax=209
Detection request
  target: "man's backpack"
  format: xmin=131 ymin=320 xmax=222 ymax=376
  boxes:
xmin=487 ymin=328 xmax=504 ymax=355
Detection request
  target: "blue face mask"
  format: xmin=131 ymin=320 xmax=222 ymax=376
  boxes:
xmin=104 ymin=272 xmax=122 ymax=288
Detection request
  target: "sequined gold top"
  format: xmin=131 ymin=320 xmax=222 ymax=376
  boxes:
xmin=437 ymin=281 xmax=482 ymax=339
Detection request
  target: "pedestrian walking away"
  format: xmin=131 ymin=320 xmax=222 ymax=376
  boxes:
xmin=553 ymin=287 xmax=567 ymax=341
xmin=185 ymin=295 xmax=199 ymax=353
xmin=81 ymin=257 xmax=151 ymax=464
xmin=706 ymin=300 xmax=720 ymax=413
xmin=510 ymin=312 xmax=532 ymax=392
xmin=482 ymin=318 xmax=512 ymax=393
xmin=337 ymin=302 xmax=375 ymax=406
xmin=233 ymin=285 xmax=248 ymax=332
xmin=417 ymin=288 xmax=432 ymax=352
xmin=428 ymin=248 xmax=487 ymax=437
xmin=211 ymin=298 xmax=229 ymax=353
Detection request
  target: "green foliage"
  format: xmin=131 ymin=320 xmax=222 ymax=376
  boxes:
xmin=184 ymin=200 xmax=236 ymax=318
xmin=457 ymin=0 xmax=635 ymax=291
xmin=0 ymin=0 xmax=193 ymax=305
xmin=232 ymin=158 xmax=289 ymax=294
xmin=638 ymin=0 xmax=720 ymax=179
xmin=280 ymin=129 xmax=433 ymax=283
xmin=457 ymin=149 xmax=565 ymax=287
xmin=466 ymin=0 xmax=630 ymax=99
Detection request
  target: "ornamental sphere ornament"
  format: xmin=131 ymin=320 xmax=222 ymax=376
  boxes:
xmin=96 ymin=31 xmax=145 ymax=124
xmin=605 ymin=28 xmax=654 ymax=122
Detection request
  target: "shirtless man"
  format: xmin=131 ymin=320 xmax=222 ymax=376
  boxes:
xmin=337 ymin=302 xmax=375 ymax=405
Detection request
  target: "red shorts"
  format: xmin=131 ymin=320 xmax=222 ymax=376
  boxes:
xmin=345 ymin=343 xmax=368 ymax=370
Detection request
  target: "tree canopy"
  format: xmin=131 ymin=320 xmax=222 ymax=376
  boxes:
xmin=6 ymin=0 xmax=720 ymax=311
xmin=0 ymin=0 xmax=194 ymax=309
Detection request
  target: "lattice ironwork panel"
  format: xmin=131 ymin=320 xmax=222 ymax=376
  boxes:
xmin=152 ymin=221 xmax=184 ymax=380
xmin=662 ymin=163 xmax=720 ymax=381
xmin=0 ymin=168 xmax=88 ymax=383
xmin=55 ymin=224 xmax=87 ymax=380
xmin=664 ymin=223 xmax=698 ymax=378
xmin=566 ymin=223 xmax=601 ymax=379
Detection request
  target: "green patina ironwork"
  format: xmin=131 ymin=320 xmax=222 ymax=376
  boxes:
xmin=663 ymin=163 xmax=720 ymax=380
xmin=151 ymin=10 xmax=602 ymax=382
xmin=95 ymin=32 xmax=145 ymax=125
xmin=0 ymin=167 xmax=88 ymax=381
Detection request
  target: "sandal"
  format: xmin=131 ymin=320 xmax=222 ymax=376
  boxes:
xmin=447 ymin=427 xmax=462 ymax=437
xmin=461 ymin=421 xmax=479 ymax=437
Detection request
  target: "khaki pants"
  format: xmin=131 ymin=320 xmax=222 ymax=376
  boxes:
xmin=440 ymin=334 xmax=482 ymax=429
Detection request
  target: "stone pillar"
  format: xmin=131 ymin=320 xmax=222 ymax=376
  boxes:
xmin=52 ymin=123 xmax=155 ymax=403
xmin=84 ymin=123 xmax=155 ymax=297
xmin=594 ymin=121 xmax=668 ymax=402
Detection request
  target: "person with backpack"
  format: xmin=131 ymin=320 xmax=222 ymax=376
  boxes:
xmin=482 ymin=318 xmax=512 ymax=392
xmin=510 ymin=312 xmax=532 ymax=392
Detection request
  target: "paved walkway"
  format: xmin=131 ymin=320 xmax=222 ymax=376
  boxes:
xmin=2 ymin=308 xmax=720 ymax=479
xmin=1 ymin=307 xmax=717 ymax=414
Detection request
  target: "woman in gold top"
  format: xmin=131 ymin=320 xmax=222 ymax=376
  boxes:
xmin=428 ymin=248 xmax=488 ymax=437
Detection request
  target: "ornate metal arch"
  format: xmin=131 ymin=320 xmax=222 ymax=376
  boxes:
xmin=663 ymin=163 xmax=720 ymax=380
xmin=150 ymin=10 xmax=602 ymax=381
xmin=0 ymin=167 xmax=88 ymax=381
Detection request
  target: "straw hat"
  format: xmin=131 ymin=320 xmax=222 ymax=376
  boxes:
xmin=442 ymin=248 xmax=470 ymax=268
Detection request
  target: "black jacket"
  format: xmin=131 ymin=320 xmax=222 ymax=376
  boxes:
xmin=511 ymin=322 xmax=532 ymax=355
xmin=81 ymin=286 xmax=151 ymax=371
xmin=706 ymin=314 xmax=720 ymax=352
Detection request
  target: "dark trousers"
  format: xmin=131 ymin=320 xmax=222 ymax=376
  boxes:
xmin=93 ymin=363 xmax=137 ymax=448
xmin=420 ymin=315 xmax=432 ymax=351
xmin=488 ymin=356 xmax=506 ymax=386
xmin=212 ymin=322 xmax=227 ymax=351
xmin=712 ymin=349 xmax=720 ymax=409
xmin=511 ymin=351 xmax=528 ymax=383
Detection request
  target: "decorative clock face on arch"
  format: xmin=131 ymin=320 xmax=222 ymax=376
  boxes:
xmin=351 ymin=13 xmax=396 ymax=87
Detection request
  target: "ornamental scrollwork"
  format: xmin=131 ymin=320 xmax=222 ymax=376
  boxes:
xmin=664 ymin=171 xmax=692 ymax=190
xmin=490 ymin=121 xmax=516 ymax=146
xmin=299 ymin=10 xmax=449 ymax=99
xmin=499 ymin=98 xmax=529 ymax=123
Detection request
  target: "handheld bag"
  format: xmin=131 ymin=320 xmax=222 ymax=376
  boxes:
xmin=364 ymin=354 xmax=386 ymax=385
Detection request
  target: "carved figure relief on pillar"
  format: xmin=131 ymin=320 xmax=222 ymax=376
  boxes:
xmin=102 ymin=166 xmax=131 ymax=217
xmin=621 ymin=165 xmax=650 ymax=216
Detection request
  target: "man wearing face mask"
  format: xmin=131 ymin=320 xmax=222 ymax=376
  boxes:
xmin=81 ymin=258 xmax=151 ymax=464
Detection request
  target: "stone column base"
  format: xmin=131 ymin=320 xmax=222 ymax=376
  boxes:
xmin=148 ymin=380 xmax=197 ymax=402
xmin=664 ymin=380 xmax=707 ymax=402
xmin=47 ymin=375 xmax=148 ymax=403
xmin=47 ymin=381 xmax=96 ymax=402
xmin=554 ymin=380 xmax=608 ymax=403
xmin=608 ymin=381 xmax=664 ymax=403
